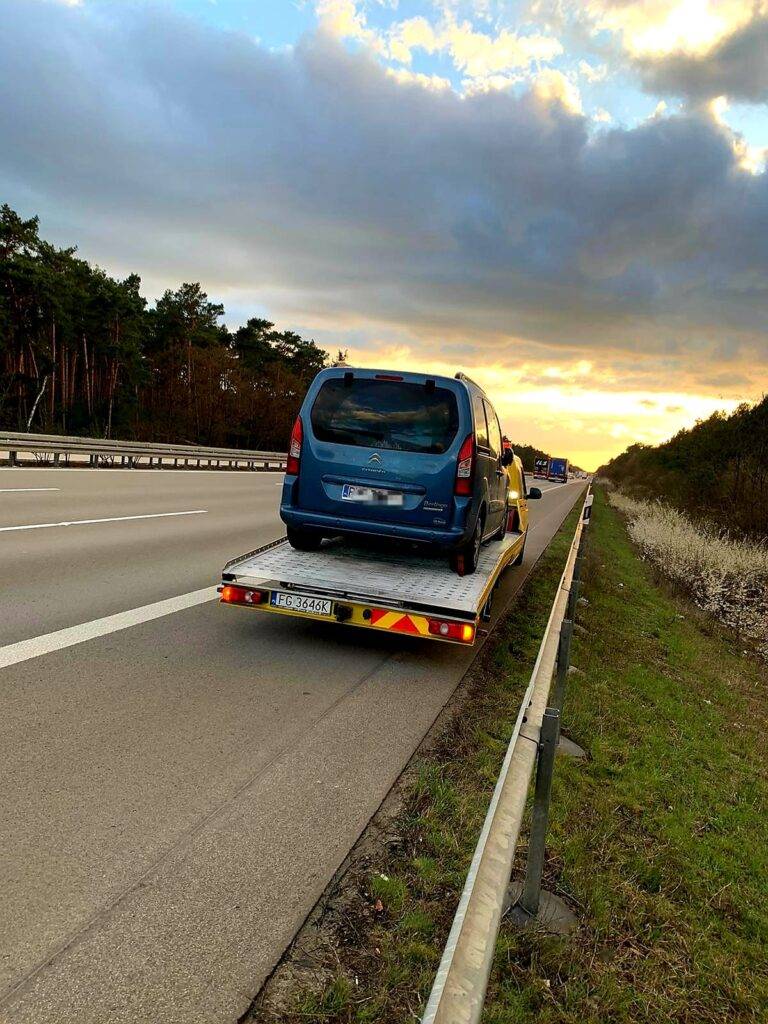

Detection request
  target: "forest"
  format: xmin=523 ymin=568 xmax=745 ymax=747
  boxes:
xmin=1 ymin=204 xmax=551 ymax=468
xmin=599 ymin=397 xmax=768 ymax=540
xmin=0 ymin=205 xmax=328 ymax=451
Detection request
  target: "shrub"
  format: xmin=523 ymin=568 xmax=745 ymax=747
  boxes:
xmin=608 ymin=492 xmax=768 ymax=659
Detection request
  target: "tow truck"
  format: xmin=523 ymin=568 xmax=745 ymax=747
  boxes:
xmin=219 ymin=511 xmax=528 ymax=647
xmin=219 ymin=442 xmax=539 ymax=646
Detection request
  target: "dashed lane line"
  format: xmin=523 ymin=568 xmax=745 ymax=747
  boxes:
xmin=0 ymin=510 xmax=207 ymax=533
xmin=0 ymin=587 xmax=220 ymax=670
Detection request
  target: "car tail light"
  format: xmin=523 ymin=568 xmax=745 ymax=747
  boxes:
xmin=374 ymin=374 xmax=403 ymax=381
xmin=428 ymin=619 xmax=475 ymax=643
xmin=287 ymin=416 xmax=302 ymax=475
xmin=454 ymin=433 xmax=474 ymax=495
xmin=220 ymin=585 xmax=266 ymax=606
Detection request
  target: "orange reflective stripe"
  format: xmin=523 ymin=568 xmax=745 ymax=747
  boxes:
xmin=369 ymin=609 xmax=430 ymax=636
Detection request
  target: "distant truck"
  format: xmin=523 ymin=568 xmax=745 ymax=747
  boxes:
xmin=533 ymin=457 xmax=550 ymax=479
xmin=548 ymin=457 xmax=569 ymax=482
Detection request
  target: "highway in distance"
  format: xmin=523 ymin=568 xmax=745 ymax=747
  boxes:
xmin=0 ymin=467 xmax=584 ymax=1023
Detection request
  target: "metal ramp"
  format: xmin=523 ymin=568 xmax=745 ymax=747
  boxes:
xmin=223 ymin=533 xmax=521 ymax=616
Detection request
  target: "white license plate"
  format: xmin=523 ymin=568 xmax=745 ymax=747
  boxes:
xmin=341 ymin=484 xmax=403 ymax=505
xmin=270 ymin=591 xmax=333 ymax=616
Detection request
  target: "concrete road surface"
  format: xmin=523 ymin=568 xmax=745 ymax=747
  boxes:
xmin=0 ymin=467 xmax=583 ymax=1023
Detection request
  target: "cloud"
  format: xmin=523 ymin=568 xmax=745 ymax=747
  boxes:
xmin=0 ymin=0 xmax=766 ymax=404
xmin=318 ymin=2 xmax=563 ymax=90
xmin=583 ymin=0 xmax=758 ymax=59
xmin=636 ymin=14 xmax=768 ymax=103
xmin=569 ymin=1 xmax=768 ymax=103
xmin=530 ymin=68 xmax=582 ymax=113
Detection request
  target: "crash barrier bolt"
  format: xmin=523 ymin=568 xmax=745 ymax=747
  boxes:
xmin=517 ymin=707 xmax=560 ymax=917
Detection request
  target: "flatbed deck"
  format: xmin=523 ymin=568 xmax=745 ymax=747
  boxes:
xmin=220 ymin=529 xmax=525 ymax=645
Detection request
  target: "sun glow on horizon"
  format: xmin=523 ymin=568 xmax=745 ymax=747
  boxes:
xmin=341 ymin=344 xmax=745 ymax=471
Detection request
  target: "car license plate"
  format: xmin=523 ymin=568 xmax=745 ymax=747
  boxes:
xmin=270 ymin=592 xmax=333 ymax=616
xmin=341 ymin=484 xmax=403 ymax=505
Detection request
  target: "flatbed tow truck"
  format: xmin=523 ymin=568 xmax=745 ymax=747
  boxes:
xmin=219 ymin=523 xmax=526 ymax=646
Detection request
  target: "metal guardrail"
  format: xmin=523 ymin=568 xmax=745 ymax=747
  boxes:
xmin=422 ymin=486 xmax=592 ymax=1024
xmin=0 ymin=431 xmax=287 ymax=471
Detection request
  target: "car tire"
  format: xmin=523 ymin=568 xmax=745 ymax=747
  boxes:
xmin=286 ymin=526 xmax=324 ymax=551
xmin=513 ymin=534 xmax=526 ymax=566
xmin=450 ymin=511 xmax=484 ymax=576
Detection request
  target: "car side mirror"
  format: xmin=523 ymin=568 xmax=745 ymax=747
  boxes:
xmin=501 ymin=449 xmax=514 ymax=467
xmin=528 ymin=486 xmax=542 ymax=499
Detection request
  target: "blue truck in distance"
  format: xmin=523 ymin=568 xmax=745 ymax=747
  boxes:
xmin=548 ymin=457 xmax=569 ymax=482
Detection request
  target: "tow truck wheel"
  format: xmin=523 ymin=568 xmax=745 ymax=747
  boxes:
xmin=513 ymin=534 xmax=526 ymax=566
xmin=450 ymin=513 xmax=483 ymax=576
xmin=286 ymin=526 xmax=324 ymax=551
xmin=491 ymin=501 xmax=508 ymax=541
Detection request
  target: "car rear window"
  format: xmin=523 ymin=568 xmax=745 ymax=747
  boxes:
xmin=310 ymin=378 xmax=459 ymax=454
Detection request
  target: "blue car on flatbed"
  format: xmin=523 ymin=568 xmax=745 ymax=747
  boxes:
xmin=279 ymin=366 xmax=540 ymax=574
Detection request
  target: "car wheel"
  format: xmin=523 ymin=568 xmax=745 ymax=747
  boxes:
xmin=286 ymin=526 xmax=324 ymax=551
xmin=450 ymin=512 xmax=484 ymax=576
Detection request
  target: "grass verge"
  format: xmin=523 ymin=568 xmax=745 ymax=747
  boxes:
xmin=253 ymin=487 xmax=768 ymax=1023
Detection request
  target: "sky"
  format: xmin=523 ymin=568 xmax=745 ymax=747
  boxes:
xmin=1 ymin=1 xmax=767 ymax=469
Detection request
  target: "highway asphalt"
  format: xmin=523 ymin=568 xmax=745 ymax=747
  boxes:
xmin=0 ymin=468 xmax=584 ymax=1023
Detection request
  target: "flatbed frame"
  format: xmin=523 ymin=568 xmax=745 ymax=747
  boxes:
xmin=219 ymin=528 xmax=525 ymax=645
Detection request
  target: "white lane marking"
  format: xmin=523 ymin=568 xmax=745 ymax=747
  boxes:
xmin=0 ymin=587 xmax=219 ymax=670
xmin=0 ymin=487 xmax=60 ymax=492
xmin=0 ymin=510 xmax=207 ymax=533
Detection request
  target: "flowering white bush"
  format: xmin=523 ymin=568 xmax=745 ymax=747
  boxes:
xmin=608 ymin=492 xmax=768 ymax=659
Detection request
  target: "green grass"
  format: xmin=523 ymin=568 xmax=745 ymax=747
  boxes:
xmin=256 ymin=489 xmax=768 ymax=1023
xmin=483 ymin=488 xmax=768 ymax=1023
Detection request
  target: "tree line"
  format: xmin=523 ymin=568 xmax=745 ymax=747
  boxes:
xmin=1 ymin=203 xmax=559 ymax=465
xmin=0 ymin=204 xmax=328 ymax=450
xmin=599 ymin=397 xmax=768 ymax=540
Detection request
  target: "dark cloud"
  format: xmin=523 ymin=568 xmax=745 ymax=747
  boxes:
xmin=637 ymin=16 xmax=768 ymax=104
xmin=1 ymin=0 xmax=767 ymax=378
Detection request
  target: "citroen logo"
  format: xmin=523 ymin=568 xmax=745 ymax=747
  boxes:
xmin=368 ymin=453 xmax=382 ymax=464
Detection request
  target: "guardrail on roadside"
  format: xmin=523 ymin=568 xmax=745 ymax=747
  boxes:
xmin=0 ymin=431 xmax=287 ymax=472
xmin=422 ymin=486 xmax=592 ymax=1024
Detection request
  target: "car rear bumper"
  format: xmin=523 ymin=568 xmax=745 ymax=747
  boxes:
xmin=280 ymin=505 xmax=471 ymax=549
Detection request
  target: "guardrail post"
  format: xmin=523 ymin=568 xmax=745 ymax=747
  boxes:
xmin=506 ymin=708 xmax=577 ymax=934
xmin=566 ymin=579 xmax=581 ymax=620
xmin=9 ymin=450 xmax=17 ymax=466
xmin=517 ymin=707 xmax=559 ymax=917
xmin=551 ymin=619 xmax=573 ymax=712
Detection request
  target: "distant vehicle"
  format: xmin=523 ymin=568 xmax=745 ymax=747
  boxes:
xmin=533 ymin=457 xmax=550 ymax=479
xmin=548 ymin=457 xmax=569 ymax=482
xmin=279 ymin=367 xmax=540 ymax=574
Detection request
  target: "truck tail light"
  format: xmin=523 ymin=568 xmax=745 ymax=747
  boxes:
xmin=428 ymin=619 xmax=475 ymax=643
xmin=287 ymin=416 xmax=303 ymax=475
xmin=220 ymin=585 xmax=266 ymax=606
xmin=454 ymin=433 xmax=474 ymax=496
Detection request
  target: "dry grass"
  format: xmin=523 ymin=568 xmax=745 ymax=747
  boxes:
xmin=608 ymin=491 xmax=768 ymax=659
